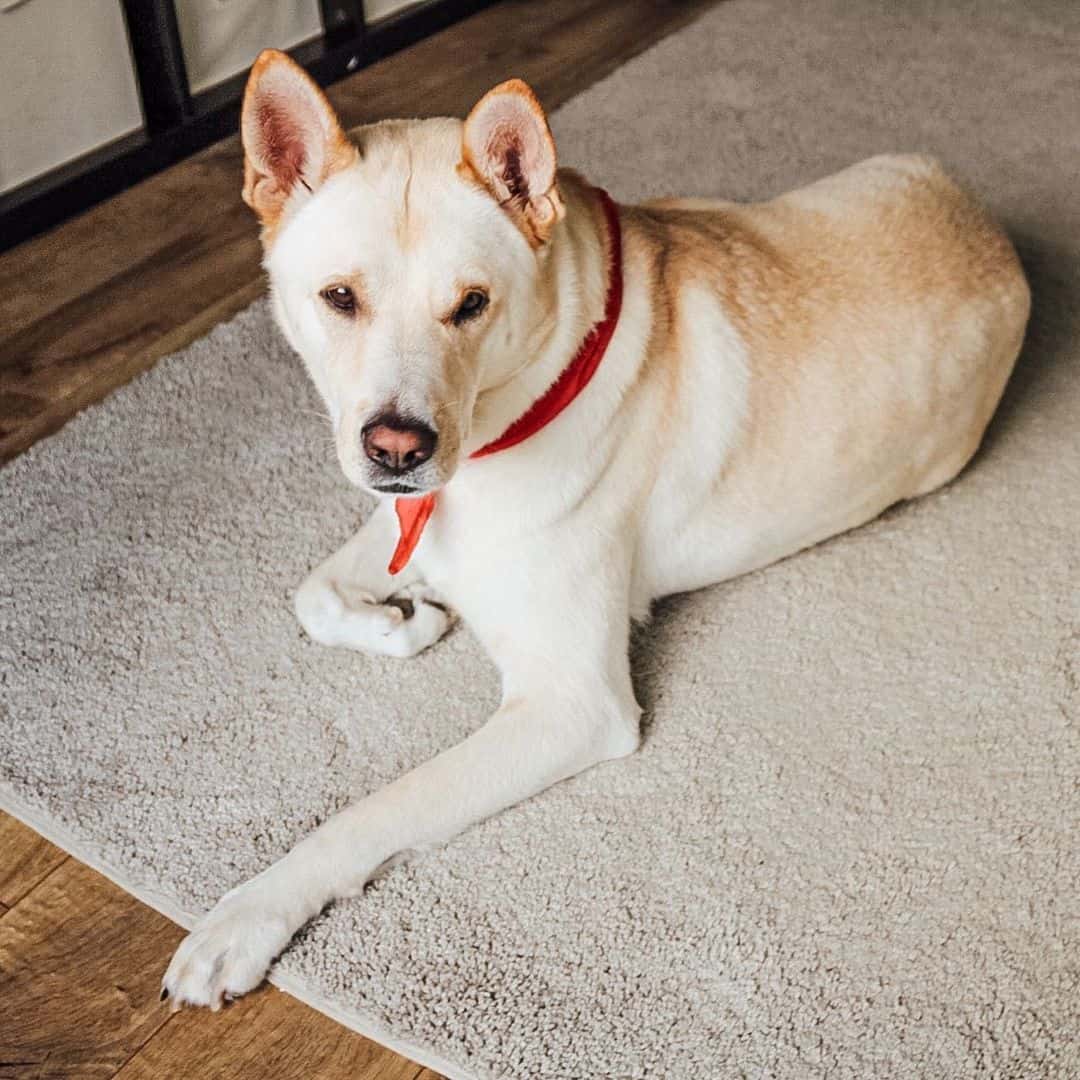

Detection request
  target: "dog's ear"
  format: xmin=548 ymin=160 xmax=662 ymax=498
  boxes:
xmin=241 ymin=49 xmax=357 ymax=232
xmin=460 ymin=79 xmax=565 ymax=246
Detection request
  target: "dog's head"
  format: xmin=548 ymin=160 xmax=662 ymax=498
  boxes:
xmin=240 ymin=50 xmax=566 ymax=495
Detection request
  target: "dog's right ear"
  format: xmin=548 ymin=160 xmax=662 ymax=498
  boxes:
xmin=240 ymin=49 xmax=357 ymax=232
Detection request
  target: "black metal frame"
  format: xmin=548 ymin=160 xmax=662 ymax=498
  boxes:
xmin=0 ymin=0 xmax=498 ymax=254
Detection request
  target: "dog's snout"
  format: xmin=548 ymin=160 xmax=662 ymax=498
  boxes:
xmin=362 ymin=413 xmax=438 ymax=474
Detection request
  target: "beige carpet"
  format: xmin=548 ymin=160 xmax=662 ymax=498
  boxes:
xmin=2 ymin=2 xmax=1078 ymax=1076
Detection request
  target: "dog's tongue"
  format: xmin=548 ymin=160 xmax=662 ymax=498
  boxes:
xmin=389 ymin=495 xmax=437 ymax=575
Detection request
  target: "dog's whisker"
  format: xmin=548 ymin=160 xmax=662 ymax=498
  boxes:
xmin=296 ymin=407 xmax=334 ymax=425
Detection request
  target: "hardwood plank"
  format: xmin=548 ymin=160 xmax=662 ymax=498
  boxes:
xmin=0 ymin=860 xmax=179 ymax=1079
xmin=0 ymin=812 xmax=67 ymax=909
xmin=0 ymin=836 xmax=434 ymax=1080
xmin=330 ymin=0 xmax=718 ymax=123
xmin=113 ymin=988 xmax=428 ymax=1080
xmin=0 ymin=0 xmax=717 ymax=463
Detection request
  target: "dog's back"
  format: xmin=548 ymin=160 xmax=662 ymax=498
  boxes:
xmin=631 ymin=155 xmax=1030 ymax=591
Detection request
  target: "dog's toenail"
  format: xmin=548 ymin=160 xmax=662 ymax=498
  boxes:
xmin=385 ymin=596 xmax=415 ymax=620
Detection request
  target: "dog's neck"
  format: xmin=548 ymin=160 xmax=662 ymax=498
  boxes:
xmin=385 ymin=179 xmax=622 ymax=577
xmin=461 ymin=173 xmax=613 ymax=457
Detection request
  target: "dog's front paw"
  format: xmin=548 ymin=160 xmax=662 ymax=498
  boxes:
xmin=161 ymin=885 xmax=294 ymax=1010
xmin=295 ymin=577 xmax=453 ymax=658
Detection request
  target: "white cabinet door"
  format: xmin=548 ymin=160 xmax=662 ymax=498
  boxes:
xmin=175 ymin=0 xmax=324 ymax=94
xmin=0 ymin=0 xmax=143 ymax=195
xmin=365 ymin=0 xmax=421 ymax=21
xmin=175 ymin=0 xmax=425 ymax=97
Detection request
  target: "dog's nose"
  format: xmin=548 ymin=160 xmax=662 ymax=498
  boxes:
xmin=361 ymin=413 xmax=438 ymax=474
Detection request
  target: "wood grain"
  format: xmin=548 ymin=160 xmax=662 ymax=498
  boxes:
xmin=114 ymin=990 xmax=429 ymax=1080
xmin=0 ymin=849 xmax=441 ymax=1080
xmin=0 ymin=812 xmax=67 ymax=909
xmin=0 ymin=0 xmax=716 ymax=464
xmin=0 ymin=860 xmax=179 ymax=1079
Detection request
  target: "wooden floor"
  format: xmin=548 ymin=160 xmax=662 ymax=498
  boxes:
xmin=0 ymin=1 xmax=716 ymax=1076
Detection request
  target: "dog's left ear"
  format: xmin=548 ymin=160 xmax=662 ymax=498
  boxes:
xmin=241 ymin=49 xmax=357 ymax=233
xmin=460 ymin=79 xmax=565 ymax=246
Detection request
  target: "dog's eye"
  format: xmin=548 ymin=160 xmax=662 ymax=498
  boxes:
xmin=322 ymin=285 xmax=356 ymax=314
xmin=451 ymin=289 xmax=489 ymax=326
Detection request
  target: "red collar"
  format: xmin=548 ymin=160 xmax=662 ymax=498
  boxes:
xmin=389 ymin=187 xmax=623 ymax=575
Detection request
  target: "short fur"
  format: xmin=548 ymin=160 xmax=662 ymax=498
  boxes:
xmin=163 ymin=52 xmax=1029 ymax=1008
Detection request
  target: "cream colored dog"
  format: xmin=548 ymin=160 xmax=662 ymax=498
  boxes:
xmin=163 ymin=50 xmax=1030 ymax=1008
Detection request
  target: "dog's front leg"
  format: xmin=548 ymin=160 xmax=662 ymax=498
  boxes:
xmin=294 ymin=498 xmax=452 ymax=658
xmin=162 ymin=571 xmax=640 ymax=1008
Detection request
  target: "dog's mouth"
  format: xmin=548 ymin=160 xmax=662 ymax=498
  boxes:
xmin=356 ymin=453 xmax=459 ymax=499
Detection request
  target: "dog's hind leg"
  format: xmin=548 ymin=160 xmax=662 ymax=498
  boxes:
xmin=294 ymin=499 xmax=452 ymax=658
xmin=161 ymin=554 xmax=641 ymax=1009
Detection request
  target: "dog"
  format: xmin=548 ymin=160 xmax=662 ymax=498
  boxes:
xmin=162 ymin=49 xmax=1030 ymax=1008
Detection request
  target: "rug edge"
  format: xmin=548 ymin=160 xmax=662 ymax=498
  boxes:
xmin=0 ymin=782 xmax=477 ymax=1080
